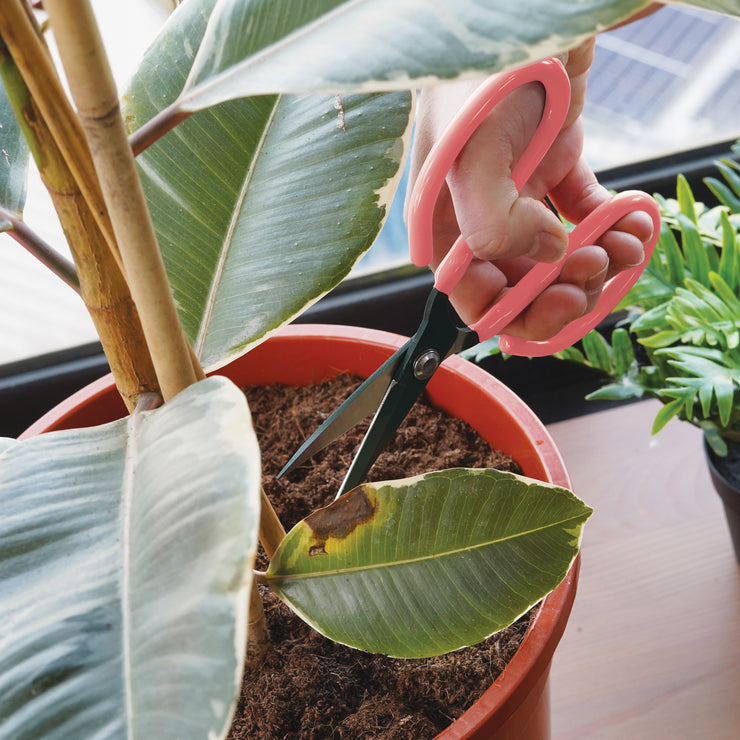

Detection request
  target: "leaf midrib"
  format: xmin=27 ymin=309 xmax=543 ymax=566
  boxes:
xmin=268 ymin=512 xmax=586 ymax=583
xmin=182 ymin=0 xmax=365 ymax=105
xmin=120 ymin=412 xmax=142 ymax=740
xmin=193 ymin=94 xmax=282 ymax=356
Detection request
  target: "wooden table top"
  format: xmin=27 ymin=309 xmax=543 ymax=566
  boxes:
xmin=547 ymin=399 xmax=740 ymax=740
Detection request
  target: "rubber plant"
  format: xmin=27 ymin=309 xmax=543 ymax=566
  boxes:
xmin=0 ymin=1 xmax=734 ymax=738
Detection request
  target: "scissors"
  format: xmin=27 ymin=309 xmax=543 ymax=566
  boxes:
xmin=278 ymin=57 xmax=661 ymax=497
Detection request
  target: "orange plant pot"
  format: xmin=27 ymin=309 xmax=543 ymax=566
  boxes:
xmin=22 ymin=324 xmax=579 ymax=740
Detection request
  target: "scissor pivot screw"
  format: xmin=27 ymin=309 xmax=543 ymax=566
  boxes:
xmin=413 ymin=349 xmax=441 ymax=380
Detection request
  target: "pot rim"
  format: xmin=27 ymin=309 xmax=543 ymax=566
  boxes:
xmin=20 ymin=323 xmax=579 ymax=738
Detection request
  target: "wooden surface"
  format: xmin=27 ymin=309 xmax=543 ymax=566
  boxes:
xmin=546 ymin=399 xmax=740 ymax=740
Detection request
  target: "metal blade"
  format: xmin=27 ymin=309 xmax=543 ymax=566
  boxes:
xmin=337 ymin=374 xmax=425 ymax=497
xmin=276 ymin=347 xmax=407 ymax=479
xmin=334 ymin=290 xmax=478 ymax=497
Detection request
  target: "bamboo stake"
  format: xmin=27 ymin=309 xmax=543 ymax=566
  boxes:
xmin=0 ymin=39 xmax=159 ymax=411
xmin=44 ymin=0 xmax=199 ymax=401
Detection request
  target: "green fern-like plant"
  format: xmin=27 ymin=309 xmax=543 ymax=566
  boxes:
xmin=557 ymin=144 xmax=740 ymax=455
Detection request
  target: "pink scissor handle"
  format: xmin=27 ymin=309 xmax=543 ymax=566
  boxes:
xmin=496 ymin=190 xmax=661 ymax=356
xmin=407 ymin=57 xmax=571 ymax=279
xmin=407 ymin=57 xmax=661 ymax=356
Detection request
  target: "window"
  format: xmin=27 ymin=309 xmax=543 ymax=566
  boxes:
xmin=584 ymin=4 xmax=740 ymax=168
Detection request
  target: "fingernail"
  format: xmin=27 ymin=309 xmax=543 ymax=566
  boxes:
xmin=585 ymin=263 xmax=609 ymax=294
xmin=528 ymin=232 xmax=567 ymax=262
xmin=625 ymin=248 xmax=646 ymax=268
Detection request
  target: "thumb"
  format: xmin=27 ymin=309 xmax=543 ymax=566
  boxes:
xmin=449 ymin=173 xmax=567 ymax=263
xmin=444 ymin=82 xmax=567 ymax=264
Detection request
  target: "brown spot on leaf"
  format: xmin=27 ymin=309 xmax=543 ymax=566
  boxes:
xmin=304 ymin=487 xmax=376 ymax=555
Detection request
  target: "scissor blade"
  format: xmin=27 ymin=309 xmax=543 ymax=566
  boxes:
xmin=276 ymin=348 xmax=407 ymax=479
xmin=337 ymin=374 xmax=425 ymax=498
xmin=335 ymin=290 xmax=478 ymax=497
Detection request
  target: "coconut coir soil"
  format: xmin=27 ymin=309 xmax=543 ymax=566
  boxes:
xmin=229 ymin=374 xmax=536 ymax=740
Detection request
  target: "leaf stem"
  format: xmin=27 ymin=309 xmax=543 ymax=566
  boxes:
xmin=259 ymin=488 xmax=286 ymax=559
xmin=129 ymin=102 xmax=192 ymax=157
xmin=1 ymin=208 xmax=80 ymax=292
xmin=0 ymin=0 xmax=120 ymax=269
xmin=44 ymin=0 xmax=200 ymax=401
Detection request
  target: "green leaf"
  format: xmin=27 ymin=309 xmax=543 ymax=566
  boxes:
xmin=677 ymin=173 xmax=698 ymax=225
xmin=124 ymin=0 xmax=412 ymax=368
xmin=647 ymin=279 xmax=740 ymax=350
xmin=684 ymin=278 xmax=729 ymax=320
xmin=266 ymin=468 xmax=591 ymax=659
xmin=0 ymin=377 xmax=261 ymax=739
xmin=555 ymin=345 xmax=587 ymax=364
xmin=708 ymin=271 xmax=740 ymax=318
xmin=630 ymin=302 xmax=670 ymax=333
xmin=612 ymin=327 xmax=636 ymax=377
xmin=0 ymin=50 xmax=30 ymax=229
xmin=706 ymin=177 xmax=740 ymax=214
xmin=679 ymin=212 xmax=711 ymax=285
xmin=714 ymin=159 xmax=740 ymax=206
xmin=698 ymin=377 xmax=714 ymax=417
xmin=461 ymin=336 xmax=501 ymax=361
xmin=639 ymin=329 xmax=683 ymax=348
xmin=652 ymin=397 xmax=684 ymax=433
xmin=702 ymin=424 xmax=728 ymax=457
xmin=715 ymin=381 xmax=734 ymax=427
xmin=683 ymin=0 xmax=740 ymax=14
xmin=655 ymin=345 xmax=740 ymax=429
xmin=581 ymin=330 xmax=614 ymax=373
xmin=586 ymin=379 xmax=645 ymax=401
xmin=178 ymin=0 xmax=652 ymax=108
xmin=717 ymin=210 xmax=740 ymax=288
xmin=660 ymin=220 xmax=689 ymax=286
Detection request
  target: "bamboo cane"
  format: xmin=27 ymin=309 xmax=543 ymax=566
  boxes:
xmin=44 ymin=0 xmax=200 ymax=400
xmin=0 ymin=36 xmax=159 ymax=411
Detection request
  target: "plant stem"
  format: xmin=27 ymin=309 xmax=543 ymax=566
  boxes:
xmin=259 ymin=488 xmax=287 ymax=559
xmin=1 ymin=208 xmax=80 ymax=292
xmin=0 ymin=0 xmax=119 ymax=268
xmin=251 ymin=490 xmax=287 ymax=665
xmin=129 ymin=103 xmax=192 ymax=157
xmin=246 ymin=581 xmax=271 ymax=671
xmin=44 ymin=0 xmax=200 ymax=401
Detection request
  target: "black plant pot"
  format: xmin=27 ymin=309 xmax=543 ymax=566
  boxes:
xmin=704 ymin=438 xmax=740 ymax=566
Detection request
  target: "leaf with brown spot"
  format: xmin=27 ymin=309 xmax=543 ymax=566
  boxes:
xmin=305 ymin=486 xmax=376 ymax=555
xmin=265 ymin=467 xmax=591 ymax=658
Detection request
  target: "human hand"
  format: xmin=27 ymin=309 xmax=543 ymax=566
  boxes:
xmin=406 ymin=40 xmax=655 ymax=341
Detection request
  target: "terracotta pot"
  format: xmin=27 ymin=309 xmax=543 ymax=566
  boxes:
xmin=22 ymin=324 xmax=579 ymax=740
xmin=704 ymin=439 xmax=740 ymax=566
